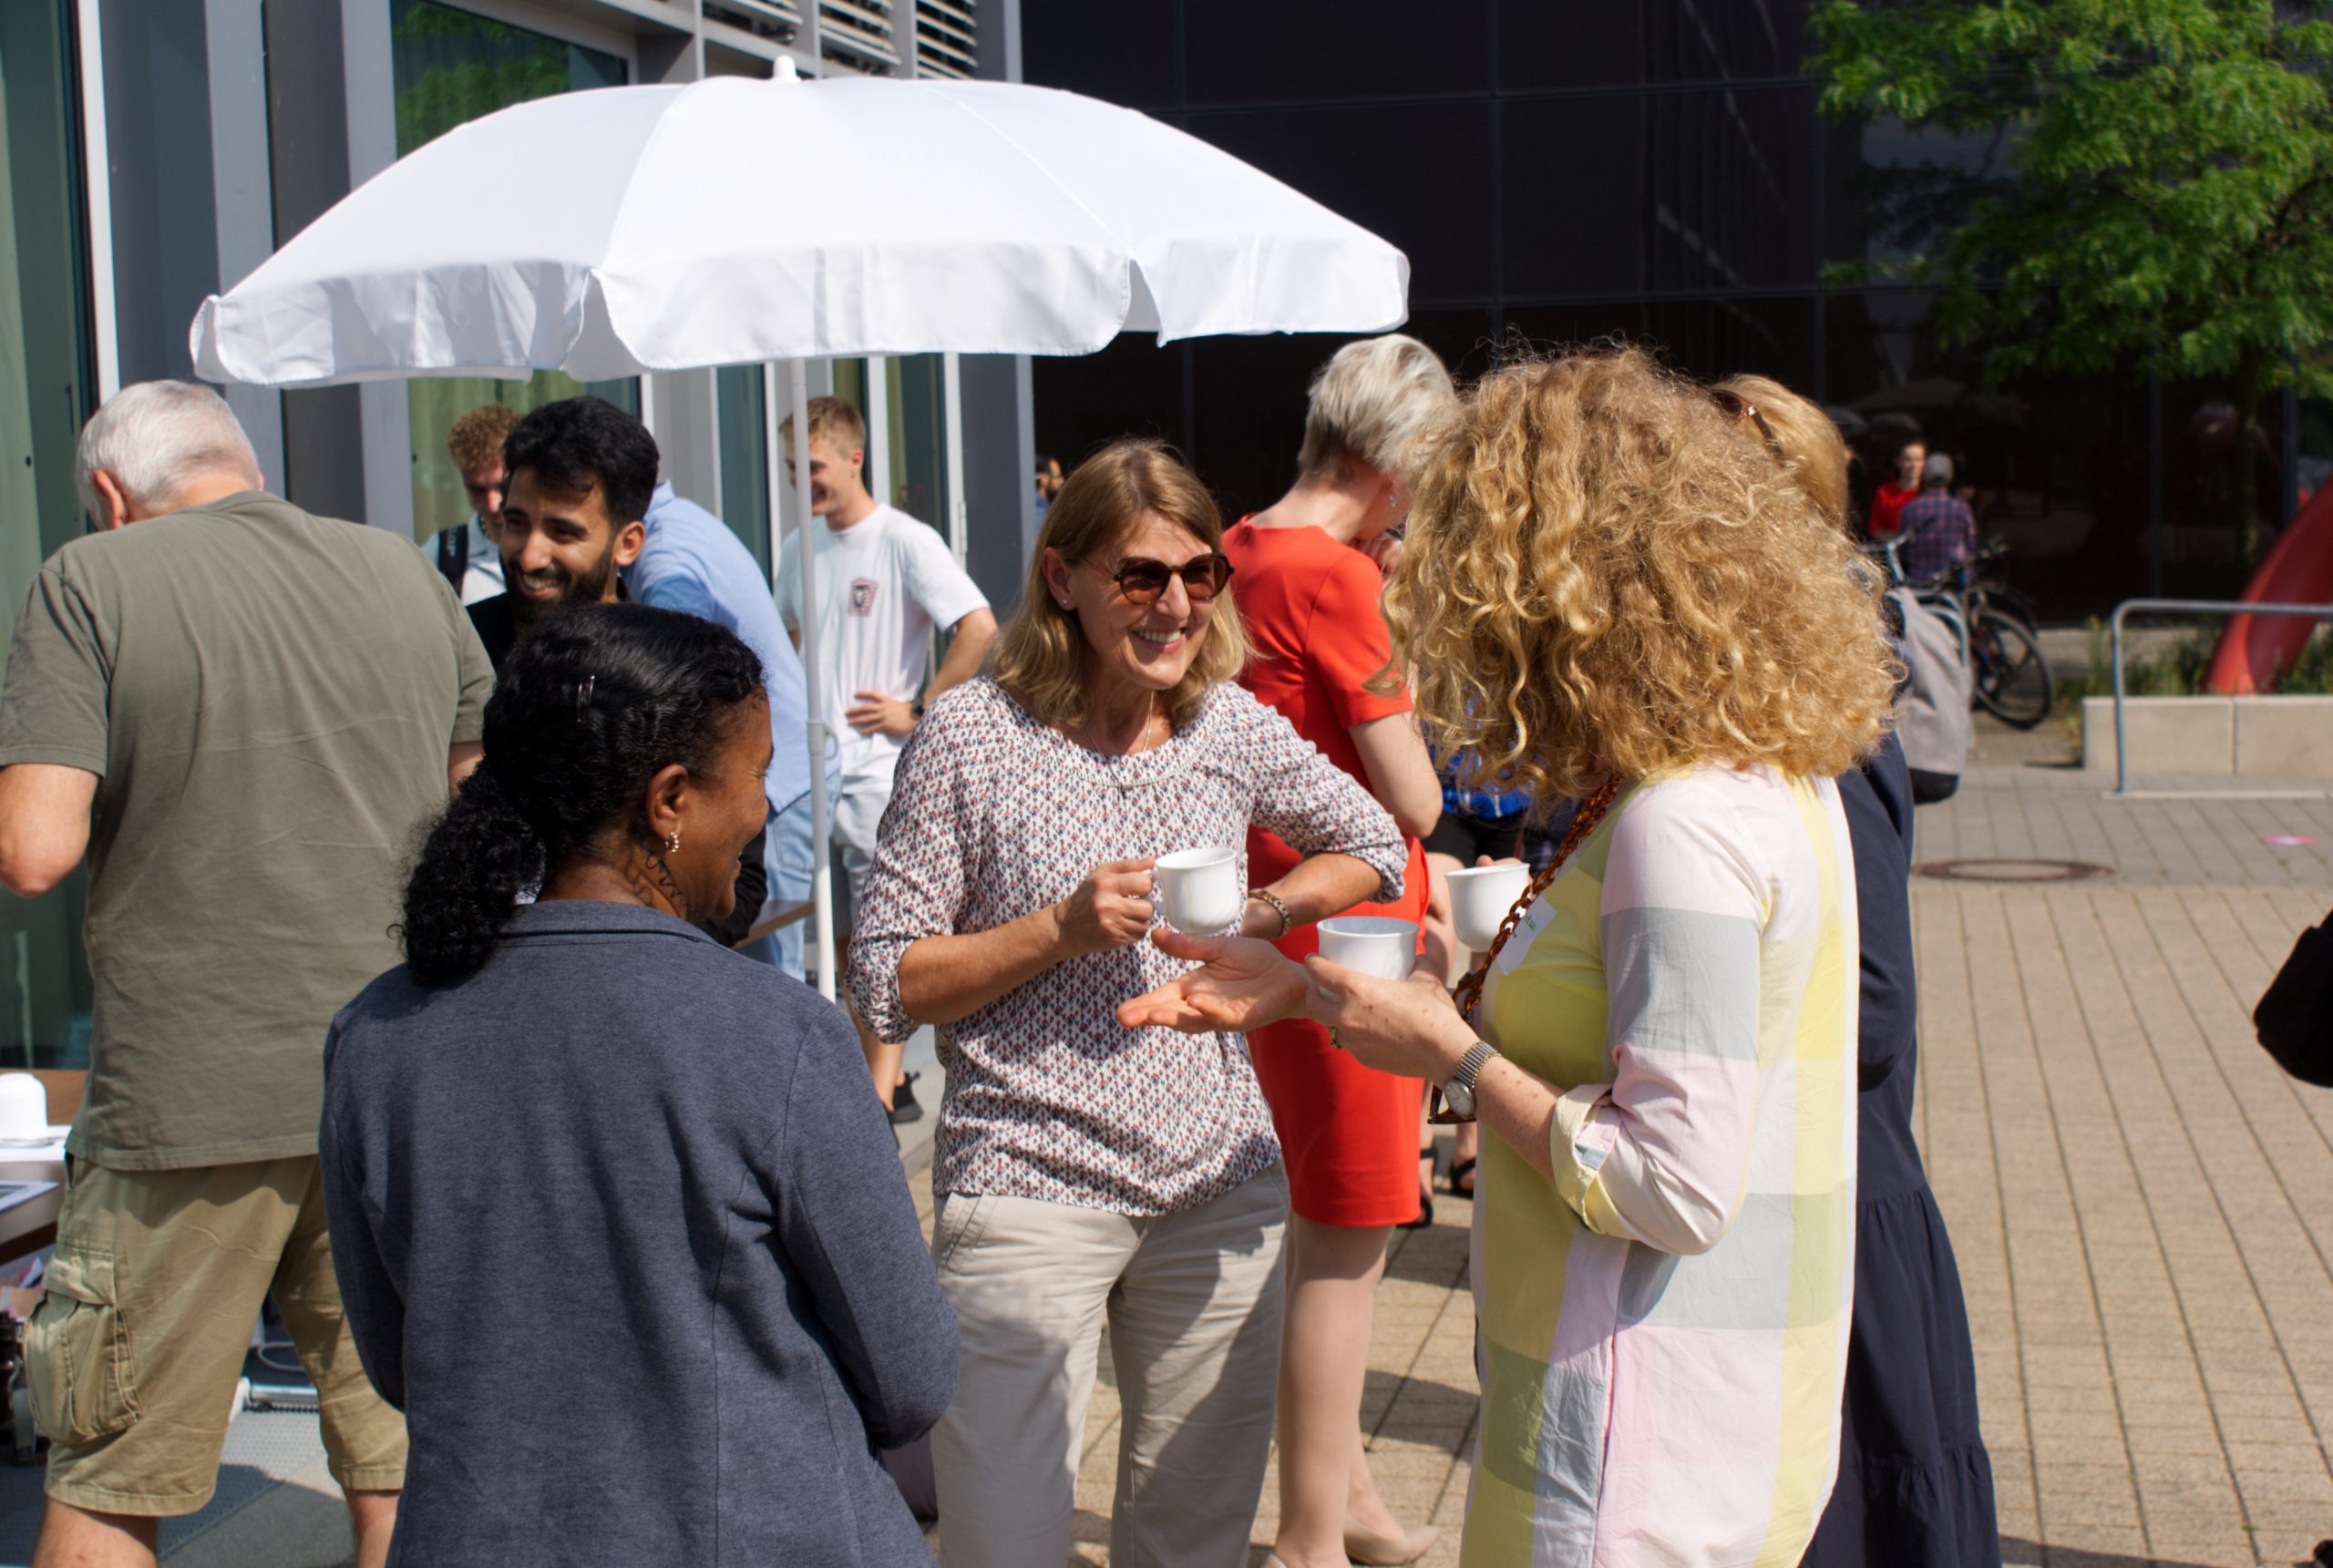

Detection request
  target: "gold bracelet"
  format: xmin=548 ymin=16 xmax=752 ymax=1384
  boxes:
xmin=1246 ymin=887 xmax=1294 ymax=940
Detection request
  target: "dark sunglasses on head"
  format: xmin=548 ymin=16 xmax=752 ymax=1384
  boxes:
xmin=1708 ymin=386 xmax=1783 ymax=459
xmin=1104 ymin=552 xmax=1234 ymax=606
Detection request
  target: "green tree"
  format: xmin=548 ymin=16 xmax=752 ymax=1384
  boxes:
xmin=1811 ymin=0 xmax=2333 ymax=554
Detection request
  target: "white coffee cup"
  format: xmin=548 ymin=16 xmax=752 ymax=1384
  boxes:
xmin=0 ymin=1072 xmax=48 ymax=1142
xmin=1154 ymin=846 xmax=1241 ymax=933
xmin=1317 ymin=917 xmax=1419 ymax=981
xmin=1445 ymin=862 xmax=1533 ymax=952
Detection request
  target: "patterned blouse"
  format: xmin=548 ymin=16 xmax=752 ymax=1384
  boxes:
xmin=848 ymin=676 xmax=1405 ymax=1216
xmin=1466 ymin=764 xmax=1858 ymax=1567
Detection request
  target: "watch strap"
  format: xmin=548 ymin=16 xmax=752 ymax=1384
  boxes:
xmin=1452 ymin=1040 xmax=1496 ymax=1091
xmin=1429 ymin=1040 xmax=1498 ymax=1125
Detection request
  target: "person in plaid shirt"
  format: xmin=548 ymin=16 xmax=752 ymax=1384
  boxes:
xmin=1894 ymin=452 xmax=1978 ymax=582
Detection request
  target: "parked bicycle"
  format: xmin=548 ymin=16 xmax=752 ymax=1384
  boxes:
xmin=1867 ymin=534 xmax=2056 ymax=730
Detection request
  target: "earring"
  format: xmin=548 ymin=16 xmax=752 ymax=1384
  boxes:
xmin=666 ymin=829 xmax=682 ymax=855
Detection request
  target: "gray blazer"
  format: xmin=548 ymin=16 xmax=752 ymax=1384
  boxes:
xmin=322 ymin=900 xmax=954 ymax=1567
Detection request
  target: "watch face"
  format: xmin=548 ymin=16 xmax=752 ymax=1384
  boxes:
xmin=1445 ymin=1077 xmax=1475 ymax=1120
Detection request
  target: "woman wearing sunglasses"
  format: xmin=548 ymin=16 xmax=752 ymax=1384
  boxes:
xmin=848 ymin=436 xmax=1404 ymax=1568
xmin=1218 ymin=333 xmax=1457 ymax=1568
xmin=1123 ymin=346 xmax=1896 ymax=1566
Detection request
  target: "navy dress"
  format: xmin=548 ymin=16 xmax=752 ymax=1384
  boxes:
xmin=1804 ymin=733 xmax=2000 ymax=1568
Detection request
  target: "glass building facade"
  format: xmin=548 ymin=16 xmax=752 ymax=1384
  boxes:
xmin=0 ymin=0 xmax=1032 ymax=1065
xmin=0 ymin=0 xmax=96 ymax=1067
xmin=1022 ymin=0 xmax=2311 ymax=621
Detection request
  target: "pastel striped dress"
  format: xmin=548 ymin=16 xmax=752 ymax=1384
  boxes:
xmin=1465 ymin=765 xmax=1859 ymax=1567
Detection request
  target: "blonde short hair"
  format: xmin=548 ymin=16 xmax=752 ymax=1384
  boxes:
xmin=778 ymin=395 xmax=867 ymax=456
xmin=1297 ymin=333 xmax=1460 ymax=484
xmin=446 ymin=403 xmax=520 ymax=472
xmin=993 ymin=438 xmax=1249 ymax=733
xmin=1384 ymin=346 xmax=1896 ymax=805
xmin=1711 ymin=374 xmax=1850 ymax=530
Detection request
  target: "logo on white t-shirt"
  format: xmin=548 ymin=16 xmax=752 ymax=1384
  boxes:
xmin=848 ymin=579 xmax=879 ymax=617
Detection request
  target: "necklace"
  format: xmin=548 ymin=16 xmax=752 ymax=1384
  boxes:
xmin=1448 ymin=776 xmax=1625 ymax=1027
xmin=1076 ymin=702 xmax=1169 ymax=756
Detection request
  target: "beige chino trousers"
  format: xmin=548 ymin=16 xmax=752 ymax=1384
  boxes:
xmin=930 ymin=1163 xmax=1289 ymax=1568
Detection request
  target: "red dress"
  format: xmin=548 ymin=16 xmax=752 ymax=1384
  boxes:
xmin=1223 ymin=520 xmax=1428 ymax=1228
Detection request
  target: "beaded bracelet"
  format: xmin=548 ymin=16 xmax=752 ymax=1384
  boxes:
xmin=1245 ymin=886 xmax=1294 ymax=940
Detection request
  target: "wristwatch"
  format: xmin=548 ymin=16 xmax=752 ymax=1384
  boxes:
xmin=1441 ymin=1040 xmax=1499 ymax=1122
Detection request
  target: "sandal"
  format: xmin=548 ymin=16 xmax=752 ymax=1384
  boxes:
xmin=1447 ymin=1156 xmax=1477 ymax=1199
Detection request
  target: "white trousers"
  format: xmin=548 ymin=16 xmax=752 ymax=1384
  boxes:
xmin=930 ymin=1164 xmax=1290 ymax=1568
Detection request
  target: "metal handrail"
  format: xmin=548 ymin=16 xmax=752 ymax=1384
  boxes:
xmin=2110 ymin=597 xmax=2333 ymax=794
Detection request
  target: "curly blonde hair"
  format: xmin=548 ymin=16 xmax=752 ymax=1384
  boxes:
xmin=992 ymin=438 xmax=1249 ymax=733
xmin=446 ymin=403 xmax=520 ymax=472
xmin=1385 ymin=346 xmax=1895 ymax=806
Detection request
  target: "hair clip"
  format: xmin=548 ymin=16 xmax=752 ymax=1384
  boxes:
xmin=574 ymin=675 xmax=596 ymax=714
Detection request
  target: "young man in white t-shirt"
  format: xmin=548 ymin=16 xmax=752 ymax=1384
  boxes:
xmin=779 ymin=396 xmax=997 ymax=1114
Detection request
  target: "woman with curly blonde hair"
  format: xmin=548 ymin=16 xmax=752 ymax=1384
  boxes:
xmin=1122 ymin=345 xmax=1896 ymax=1565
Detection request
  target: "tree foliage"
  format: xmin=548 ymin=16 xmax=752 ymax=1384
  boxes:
xmin=1811 ymin=0 xmax=2333 ymax=407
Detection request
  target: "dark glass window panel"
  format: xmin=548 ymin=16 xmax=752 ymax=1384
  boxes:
xmin=1503 ymin=85 xmax=1818 ymax=299
xmin=891 ymin=354 xmax=951 ymax=529
xmin=1184 ymin=0 xmax=1486 ymax=106
xmin=1187 ymin=104 xmax=1496 ymax=302
xmin=1496 ymin=1 xmax=1809 ymax=91
xmin=1504 ymin=296 xmax=1815 ymax=393
xmin=1824 ymin=290 xmax=2192 ymax=616
xmin=1827 ymin=117 xmax=2020 ymax=270
xmin=1022 ymin=0 xmax=1178 ymax=108
xmin=715 ymin=364 xmax=770 ymax=573
xmin=1031 ymin=333 xmax=1188 ymax=487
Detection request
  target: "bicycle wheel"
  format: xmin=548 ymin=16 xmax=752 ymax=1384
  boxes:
xmin=1970 ymin=610 xmax=2054 ymax=728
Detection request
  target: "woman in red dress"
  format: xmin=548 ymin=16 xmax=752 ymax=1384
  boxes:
xmin=1223 ymin=334 xmax=1454 ymax=1568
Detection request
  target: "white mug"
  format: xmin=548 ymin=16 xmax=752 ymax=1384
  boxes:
xmin=1445 ymin=862 xmax=1533 ymax=952
xmin=1317 ymin=917 xmax=1419 ymax=981
xmin=1154 ymin=846 xmax=1241 ymax=933
xmin=0 ymin=1072 xmax=48 ymax=1142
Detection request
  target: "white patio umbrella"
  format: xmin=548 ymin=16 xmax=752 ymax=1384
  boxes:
xmin=190 ymin=66 xmax=1411 ymax=999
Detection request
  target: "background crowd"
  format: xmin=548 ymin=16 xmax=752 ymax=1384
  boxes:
xmin=0 ymin=332 xmax=1999 ymax=1568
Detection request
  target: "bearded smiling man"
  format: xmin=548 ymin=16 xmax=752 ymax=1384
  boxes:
xmin=466 ymin=398 xmax=650 ymax=672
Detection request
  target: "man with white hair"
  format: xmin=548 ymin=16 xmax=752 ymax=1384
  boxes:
xmin=0 ymin=381 xmax=492 ymax=1568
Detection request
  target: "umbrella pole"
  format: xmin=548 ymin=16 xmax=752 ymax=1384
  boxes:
xmin=786 ymin=359 xmax=839 ymax=1004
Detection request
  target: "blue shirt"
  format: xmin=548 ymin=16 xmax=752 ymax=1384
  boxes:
xmin=626 ymin=483 xmax=832 ymax=815
xmin=1439 ymin=750 xmax=1530 ymax=821
xmin=322 ymin=901 xmax=956 ymax=1567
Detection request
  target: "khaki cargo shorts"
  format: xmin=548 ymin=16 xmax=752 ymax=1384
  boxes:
xmin=25 ymin=1154 xmax=406 ymax=1515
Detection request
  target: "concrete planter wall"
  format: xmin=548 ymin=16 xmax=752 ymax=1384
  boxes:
xmin=2080 ymin=694 xmax=2333 ymax=778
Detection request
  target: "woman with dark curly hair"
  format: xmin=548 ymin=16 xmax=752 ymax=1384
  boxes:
xmin=319 ymin=602 xmax=954 ymax=1567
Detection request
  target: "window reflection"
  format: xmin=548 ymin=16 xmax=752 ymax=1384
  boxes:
xmin=390 ymin=0 xmax=633 ymax=550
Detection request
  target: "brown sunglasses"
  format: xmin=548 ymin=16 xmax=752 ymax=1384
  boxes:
xmin=1100 ymin=552 xmax=1235 ymax=606
xmin=1709 ymin=386 xmax=1783 ymax=458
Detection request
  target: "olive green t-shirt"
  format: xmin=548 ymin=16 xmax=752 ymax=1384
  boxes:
xmin=0 ymin=492 xmax=494 ymax=1170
